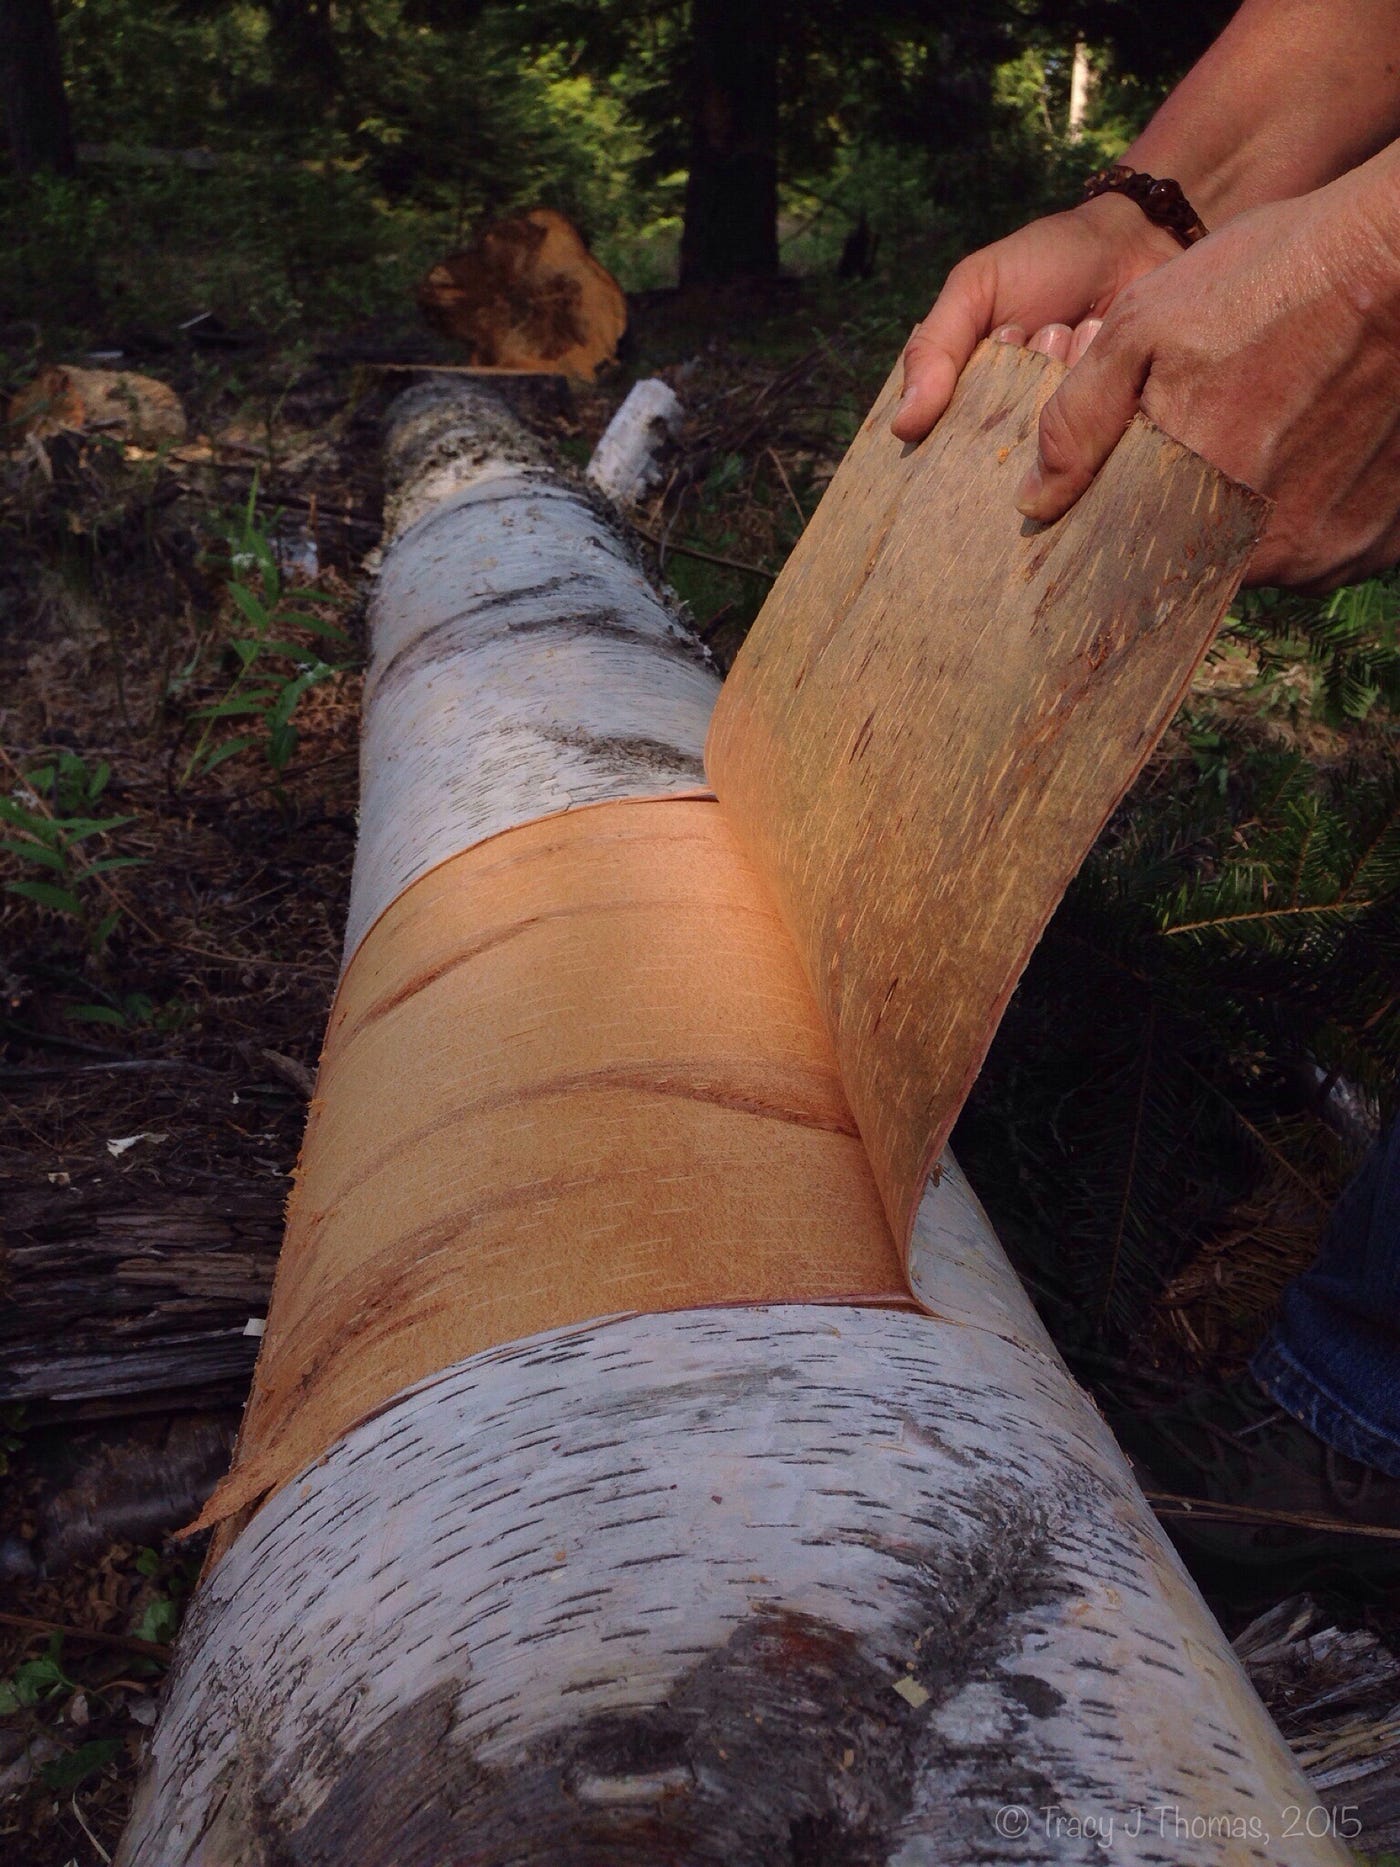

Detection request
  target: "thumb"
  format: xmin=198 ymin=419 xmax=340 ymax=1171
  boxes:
xmin=1015 ymin=323 xmax=1149 ymax=522
xmin=891 ymin=253 xmax=996 ymax=441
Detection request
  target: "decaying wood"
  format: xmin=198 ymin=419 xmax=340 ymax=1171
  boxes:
xmin=707 ymin=339 xmax=1265 ymax=1255
xmin=26 ymin=1413 xmax=237 ymax=1572
xmin=1237 ymin=1597 xmax=1400 ymax=1849
xmin=120 ymin=371 xmax=1339 ymax=1865
xmin=7 ymin=363 xmax=188 ymax=448
xmin=416 ymin=208 xmax=627 ymax=381
xmin=0 ymin=1180 xmax=278 ymax=1411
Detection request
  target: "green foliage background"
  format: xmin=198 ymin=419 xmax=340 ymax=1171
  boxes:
xmin=1 ymin=0 xmax=1222 ymax=340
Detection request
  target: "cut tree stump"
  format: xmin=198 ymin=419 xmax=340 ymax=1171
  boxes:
xmin=118 ymin=364 xmax=1343 ymax=1866
xmin=7 ymin=364 xmax=188 ymax=448
xmin=417 ymin=208 xmax=627 ymax=380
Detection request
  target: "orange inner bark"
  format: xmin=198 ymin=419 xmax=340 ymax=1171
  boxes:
xmin=195 ymin=798 xmax=908 ymax=1531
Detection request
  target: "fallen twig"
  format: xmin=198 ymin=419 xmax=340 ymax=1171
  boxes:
xmin=634 ymin=527 xmax=774 ymax=582
xmin=0 ymin=1609 xmax=171 ymax=1662
xmin=1146 ymin=1490 xmax=1400 ymax=1541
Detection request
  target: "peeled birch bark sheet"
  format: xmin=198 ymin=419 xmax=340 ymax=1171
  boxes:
xmin=118 ymin=364 xmax=1352 ymax=1866
xmin=707 ymin=339 xmax=1266 ymax=1256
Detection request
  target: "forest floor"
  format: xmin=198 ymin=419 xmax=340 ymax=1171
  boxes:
xmin=2 ymin=279 xmax=1399 ymax=1863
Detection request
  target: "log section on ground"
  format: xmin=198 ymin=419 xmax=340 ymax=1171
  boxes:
xmin=707 ymin=339 xmax=1265 ymax=1256
xmin=417 ymin=208 xmax=627 ymax=380
xmin=7 ymin=363 xmax=188 ymax=447
xmin=118 ymin=370 xmax=1341 ymax=1865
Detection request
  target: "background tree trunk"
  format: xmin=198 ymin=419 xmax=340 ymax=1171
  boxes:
xmin=118 ymin=377 xmax=1347 ymax=1865
xmin=1067 ymin=41 xmax=1094 ymax=141
xmin=0 ymin=0 xmax=75 ymax=178
xmin=265 ymin=0 xmax=342 ymax=120
xmin=679 ymin=0 xmax=780 ymax=285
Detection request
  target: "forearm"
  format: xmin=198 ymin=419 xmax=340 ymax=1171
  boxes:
xmin=1124 ymin=0 xmax=1400 ymax=226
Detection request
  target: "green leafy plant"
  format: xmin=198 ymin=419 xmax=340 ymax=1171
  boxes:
xmin=0 ymin=1638 xmax=77 ymax=1717
xmin=40 ymin=1737 xmax=123 ymax=1792
xmin=181 ymin=483 xmax=352 ymax=787
xmin=65 ymin=988 xmax=192 ymax=1033
xmin=0 ymin=750 xmax=144 ymax=950
xmin=128 ymin=1543 xmax=196 ymax=1654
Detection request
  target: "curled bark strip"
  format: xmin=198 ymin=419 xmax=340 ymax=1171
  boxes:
xmin=707 ymin=340 xmax=1265 ymax=1255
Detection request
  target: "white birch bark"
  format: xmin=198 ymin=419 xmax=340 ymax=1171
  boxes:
xmin=586 ymin=376 xmax=684 ymax=506
xmin=345 ymin=377 xmax=717 ymax=960
xmin=118 ymin=378 xmax=1347 ymax=1865
xmin=121 ymin=1296 xmax=1343 ymax=1864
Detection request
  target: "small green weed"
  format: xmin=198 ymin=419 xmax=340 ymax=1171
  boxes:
xmin=0 ymin=749 xmax=145 ymax=951
xmin=64 ymin=989 xmax=192 ymax=1034
xmin=129 ymin=1543 xmax=199 ymax=1652
xmin=40 ymin=1737 xmax=124 ymax=1792
xmin=180 ymin=483 xmax=352 ymax=787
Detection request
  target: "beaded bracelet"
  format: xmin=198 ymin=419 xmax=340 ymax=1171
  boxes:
xmin=1081 ymin=164 xmax=1209 ymax=247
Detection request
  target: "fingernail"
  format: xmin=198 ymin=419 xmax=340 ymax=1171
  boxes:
xmin=1069 ymin=318 xmax=1103 ymax=365
xmin=1015 ymin=458 xmax=1046 ymax=513
xmin=1030 ymin=324 xmax=1072 ymax=362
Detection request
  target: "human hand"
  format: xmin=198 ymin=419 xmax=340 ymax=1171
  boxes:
xmin=891 ymin=192 xmax=1183 ymax=442
xmin=1014 ymin=158 xmax=1400 ymax=590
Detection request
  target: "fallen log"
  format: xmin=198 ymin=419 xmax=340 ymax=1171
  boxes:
xmin=119 ymin=364 xmax=1346 ymax=1864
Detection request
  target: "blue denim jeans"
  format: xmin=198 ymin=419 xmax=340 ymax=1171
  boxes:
xmin=1251 ymin=1116 xmax=1400 ymax=1479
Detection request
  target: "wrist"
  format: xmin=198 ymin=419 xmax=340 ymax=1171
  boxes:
xmin=1116 ymin=135 xmax=1243 ymax=229
xmin=1068 ymin=190 xmax=1190 ymax=273
xmin=1329 ymin=142 xmax=1400 ymax=339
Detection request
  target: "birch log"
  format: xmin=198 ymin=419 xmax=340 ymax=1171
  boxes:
xmin=119 ymin=369 xmax=1345 ymax=1865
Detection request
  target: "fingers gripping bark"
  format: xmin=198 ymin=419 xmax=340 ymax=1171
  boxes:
xmin=1015 ymin=314 xmax=1152 ymax=521
xmin=892 ymin=254 xmax=995 ymax=441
